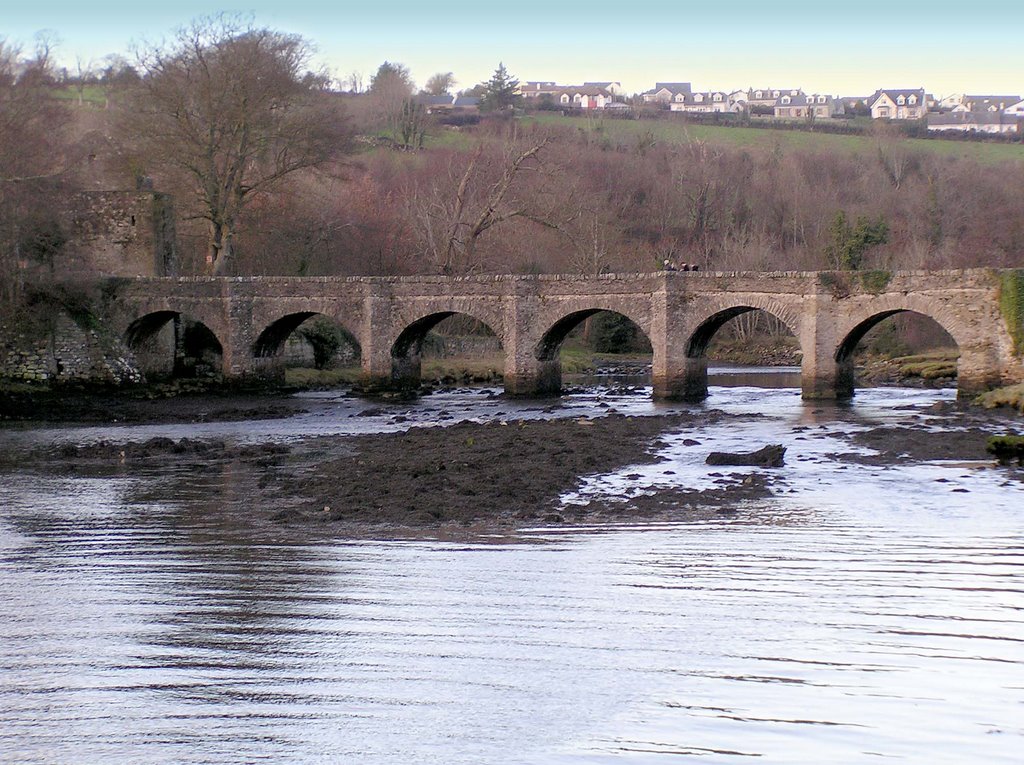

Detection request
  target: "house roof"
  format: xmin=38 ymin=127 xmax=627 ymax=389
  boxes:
xmin=674 ymin=91 xmax=730 ymax=104
xmin=963 ymin=95 xmax=1022 ymax=110
xmin=453 ymin=96 xmax=480 ymax=107
xmin=775 ymin=94 xmax=809 ymax=106
xmin=645 ymin=82 xmax=691 ymax=95
xmin=929 ymin=111 xmax=1020 ymax=126
xmin=415 ymin=94 xmax=455 ymax=107
xmin=870 ymin=88 xmax=926 ymax=106
xmin=555 ymin=85 xmax=612 ymax=97
xmin=749 ymin=88 xmax=802 ymax=97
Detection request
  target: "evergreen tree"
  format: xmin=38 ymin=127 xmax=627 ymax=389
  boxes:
xmin=480 ymin=62 xmax=521 ymax=112
xmin=825 ymin=211 xmax=889 ymax=270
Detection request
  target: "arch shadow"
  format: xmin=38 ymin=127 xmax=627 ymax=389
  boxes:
xmin=125 ymin=311 xmax=224 ymax=380
xmin=531 ymin=309 xmax=653 ymax=396
xmin=834 ymin=309 xmax=958 ymax=399
xmin=254 ymin=312 xmax=360 ymax=361
xmin=391 ymin=311 xmax=503 ymax=389
xmin=682 ymin=305 xmax=800 ymax=401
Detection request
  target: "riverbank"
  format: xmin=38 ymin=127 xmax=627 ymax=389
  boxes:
xmin=4 ymin=393 xmax=1020 ymax=535
xmin=0 ymin=381 xmax=309 ymax=424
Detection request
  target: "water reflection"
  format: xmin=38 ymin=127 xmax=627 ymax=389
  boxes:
xmin=0 ymin=380 xmax=1022 ymax=764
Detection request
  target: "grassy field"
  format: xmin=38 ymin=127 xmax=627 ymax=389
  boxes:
xmin=51 ymin=85 xmax=109 ymax=107
xmin=528 ymin=113 xmax=1024 ymax=165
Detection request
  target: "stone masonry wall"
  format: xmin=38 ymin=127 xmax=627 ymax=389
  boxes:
xmin=0 ymin=316 xmax=142 ymax=386
xmin=65 ymin=191 xmax=177 ymax=277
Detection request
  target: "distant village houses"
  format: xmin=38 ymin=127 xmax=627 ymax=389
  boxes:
xmin=774 ymin=93 xmax=841 ymax=120
xmin=927 ymin=94 xmax=1023 ymax=134
xmin=641 ymin=82 xmax=692 ymax=104
xmin=668 ymin=91 xmax=743 ymax=114
xmin=868 ymin=89 xmax=927 ymax=120
xmin=414 ymin=94 xmax=480 ymax=114
xmin=519 ymin=75 xmax=1021 ymax=134
xmin=521 ymin=80 xmax=624 ymax=109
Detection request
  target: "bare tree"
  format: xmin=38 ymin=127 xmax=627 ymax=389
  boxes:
xmin=0 ymin=39 xmax=72 ymax=302
xmin=127 ymin=14 xmax=353 ymax=275
xmin=872 ymin=121 xmax=915 ymax=190
xmin=73 ymin=55 xmax=95 ymax=106
xmin=411 ymin=137 xmax=563 ymax=273
xmin=423 ymin=71 xmax=455 ymax=97
xmin=342 ymin=70 xmax=364 ymax=94
xmin=369 ymin=61 xmax=414 ymax=140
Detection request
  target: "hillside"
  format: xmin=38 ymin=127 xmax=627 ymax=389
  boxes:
xmin=528 ymin=113 xmax=1024 ymax=166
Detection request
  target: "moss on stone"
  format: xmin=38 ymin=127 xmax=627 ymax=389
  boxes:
xmin=975 ymin=383 xmax=1024 ymax=414
xmin=998 ymin=269 xmax=1024 ymax=356
xmin=818 ymin=271 xmax=851 ymax=299
xmin=860 ymin=269 xmax=892 ymax=294
xmin=986 ymin=435 xmax=1024 ymax=465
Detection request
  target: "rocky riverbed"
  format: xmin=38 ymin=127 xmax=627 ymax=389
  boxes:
xmin=3 ymin=389 xmax=1020 ymax=536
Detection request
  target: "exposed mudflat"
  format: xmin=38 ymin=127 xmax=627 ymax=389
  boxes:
xmin=0 ymin=386 xmax=307 ymax=425
xmin=270 ymin=412 xmax=782 ymax=529
xmin=7 ymin=396 xmax=1020 ymax=534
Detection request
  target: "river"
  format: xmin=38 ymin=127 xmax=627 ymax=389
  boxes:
xmin=0 ymin=368 xmax=1022 ymax=764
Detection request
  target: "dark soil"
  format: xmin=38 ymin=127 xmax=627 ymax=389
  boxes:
xmin=271 ymin=412 xmax=773 ymax=528
xmin=0 ymin=384 xmax=307 ymax=425
xmin=828 ymin=401 xmax=1023 ymax=467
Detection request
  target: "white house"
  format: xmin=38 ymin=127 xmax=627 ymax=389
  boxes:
xmin=1005 ymin=99 xmax=1024 ymax=117
xmin=774 ymin=93 xmax=840 ymax=120
xmin=746 ymin=88 xmax=803 ymax=108
xmin=938 ymin=93 xmax=965 ymax=111
xmin=869 ymin=89 xmax=927 ymax=119
xmin=556 ymin=85 xmax=615 ymax=110
xmin=927 ymin=111 xmax=1021 ymax=134
xmin=584 ymin=81 xmax=624 ymax=96
xmin=642 ymin=82 xmax=692 ymax=104
xmin=669 ymin=91 xmax=742 ymax=114
xmin=953 ymin=95 xmax=1022 ymax=113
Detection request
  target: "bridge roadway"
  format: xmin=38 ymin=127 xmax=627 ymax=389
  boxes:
xmin=107 ymin=269 xmax=1024 ymax=401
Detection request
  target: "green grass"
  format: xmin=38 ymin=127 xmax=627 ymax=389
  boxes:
xmin=527 ymin=114 xmax=1024 ymax=165
xmin=284 ymin=367 xmax=360 ymax=387
xmin=976 ymin=383 xmax=1024 ymax=414
xmin=51 ymin=85 xmax=109 ymax=106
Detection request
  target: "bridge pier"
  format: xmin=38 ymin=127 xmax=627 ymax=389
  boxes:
xmin=504 ymin=356 xmax=561 ymax=397
xmin=652 ymin=355 xmax=710 ymax=402
xmin=956 ymin=347 xmax=1004 ymax=399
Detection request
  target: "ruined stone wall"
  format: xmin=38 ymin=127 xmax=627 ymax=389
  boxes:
xmin=0 ymin=316 xmax=141 ymax=386
xmin=65 ymin=191 xmax=176 ymax=277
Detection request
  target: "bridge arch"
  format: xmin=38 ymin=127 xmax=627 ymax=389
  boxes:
xmin=125 ymin=311 xmax=225 ymax=380
xmin=833 ymin=298 xmax=967 ymax=398
xmin=251 ymin=312 xmax=362 ymax=381
xmin=524 ymin=306 xmax=654 ymax=396
xmin=679 ymin=298 xmax=803 ymax=400
xmin=389 ymin=310 xmax=504 ymax=389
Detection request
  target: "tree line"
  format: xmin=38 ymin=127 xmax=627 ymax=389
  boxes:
xmin=2 ymin=15 xmax=1022 ymax=308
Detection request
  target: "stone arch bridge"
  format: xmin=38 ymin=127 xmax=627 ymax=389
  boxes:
xmin=106 ymin=269 xmax=1024 ymax=401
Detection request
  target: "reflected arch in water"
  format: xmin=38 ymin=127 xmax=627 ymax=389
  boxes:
xmin=125 ymin=311 xmax=224 ymax=379
xmin=253 ymin=312 xmax=361 ymax=374
xmin=835 ymin=308 xmax=958 ymax=399
xmin=682 ymin=301 xmax=802 ymax=400
xmin=390 ymin=311 xmax=503 ymax=388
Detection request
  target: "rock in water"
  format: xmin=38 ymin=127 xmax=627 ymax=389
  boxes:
xmin=706 ymin=444 xmax=786 ymax=468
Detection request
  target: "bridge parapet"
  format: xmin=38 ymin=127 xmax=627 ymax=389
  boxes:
xmin=102 ymin=269 xmax=1023 ymax=400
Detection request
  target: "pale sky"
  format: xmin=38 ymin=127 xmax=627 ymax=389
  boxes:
xmin=3 ymin=1 xmax=1022 ymax=98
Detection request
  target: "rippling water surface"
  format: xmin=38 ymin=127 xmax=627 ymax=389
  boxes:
xmin=1 ymin=377 xmax=1022 ymax=764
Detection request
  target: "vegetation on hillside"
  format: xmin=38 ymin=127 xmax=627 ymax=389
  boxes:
xmin=1 ymin=20 xmax=1022 ymax=378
